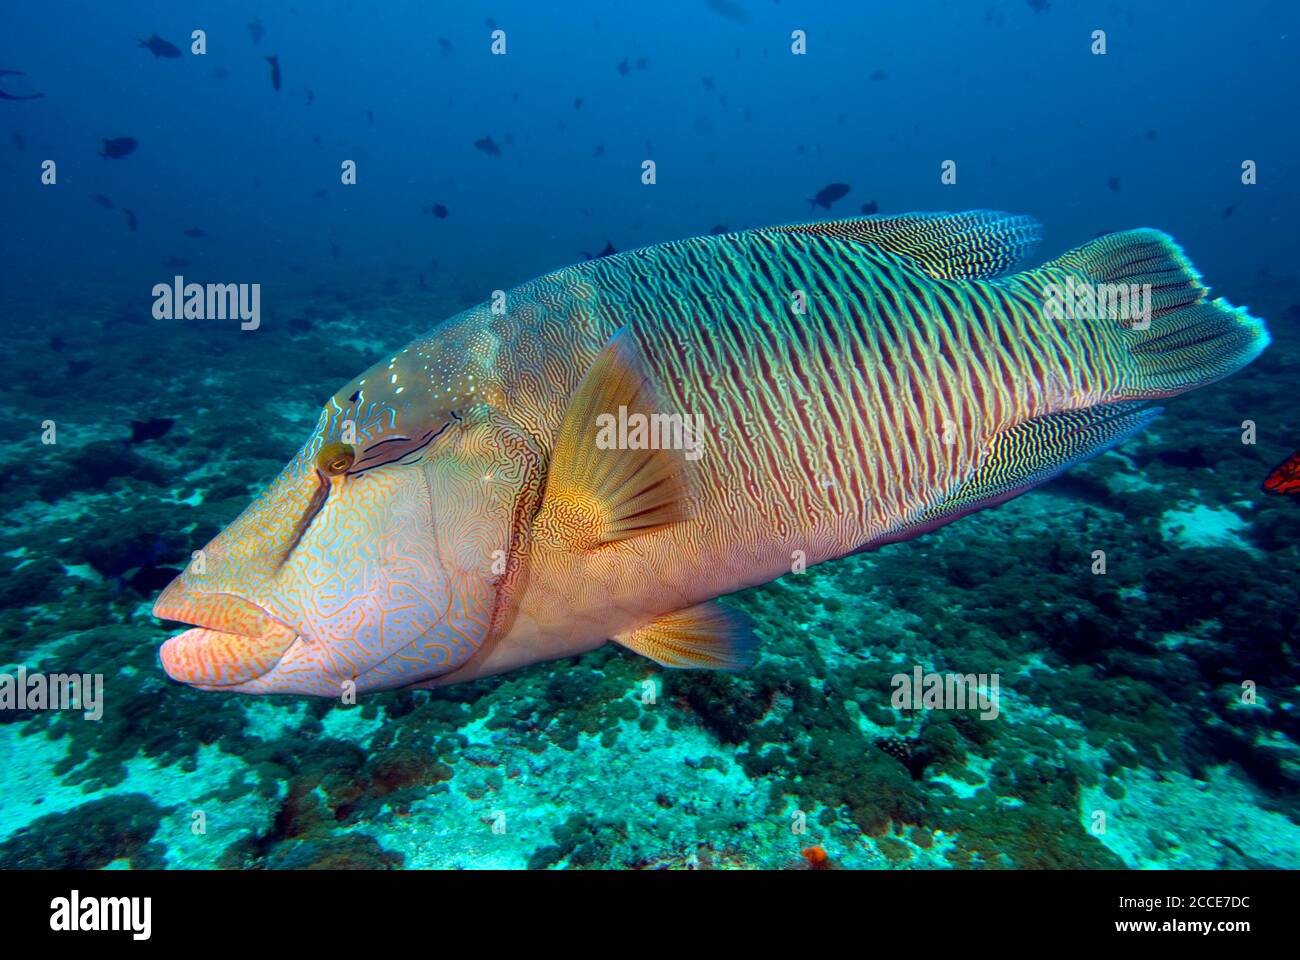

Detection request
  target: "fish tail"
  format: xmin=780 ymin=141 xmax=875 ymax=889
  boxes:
xmin=1029 ymin=229 xmax=1270 ymax=401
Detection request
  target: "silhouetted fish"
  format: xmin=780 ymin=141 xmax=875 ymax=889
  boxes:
xmin=808 ymin=182 xmax=850 ymax=211
xmin=248 ymin=19 xmax=265 ymax=44
xmin=212 ymin=66 xmax=229 ymax=79
xmin=870 ymin=69 xmax=888 ymax=81
xmin=266 ymin=55 xmax=281 ymax=92
xmin=474 ymin=135 xmax=501 ymax=156
xmin=438 ymin=38 xmax=453 ymax=55
xmin=91 ymin=194 xmax=114 ymax=209
xmin=617 ymin=57 xmax=629 ymax=76
xmin=574 ymin=96 xmax=584 ymax=109
xmin=422 ymin=203 xmax=448 ymax=218
xmin=704 ymin=0 xmax=750 ymax=23
xmin=183 ymin=227 xmax=207 ymax=238
xmin=592 ymin=144 xmax=604 ymax=157
xmin=1223 ymin=204 xmax=1236 ymax=218
xmin=123 ymin=209 xmax=138 ymax=232
xmin=306 ymin=89 xmax=314 ymax=106
xmin=1107 ymin=176 xmax=1121 ymax=192
xmin=138 ymin=34 xmax=182 ymax=59
xmin=12 ymin=130 xmax=26 ymax=151
xmin=580 ymin=241 xmax=618 ymax=260
xmin=861 ymin=200 xmax=879 ymax=215
xmin=130 ymin=418 xmax=175 ymax=444
xmin=100 ymin=137 xmax=137 ymax=160
xmin=709 ymin=224 xmax=728 ymax=235
xmin=366 ymin=109 xmax=374 ymax=127
xmin=1263 ymin=450 xmax=1300 ymax=496
xmin=0 ymin=69 xmax=43 ymax=100
xmin=1027 ymin=0 xmax=1050 ymax=11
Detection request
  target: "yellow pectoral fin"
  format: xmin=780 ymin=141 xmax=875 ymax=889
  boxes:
xmin=613 ymin=602 xmax=757 ymax=671
xmin=535 ymin=330 xmax=693 ymax=551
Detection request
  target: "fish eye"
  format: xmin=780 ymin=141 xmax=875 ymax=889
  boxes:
xmin=316 ymin=441 xmax=355 ymax=476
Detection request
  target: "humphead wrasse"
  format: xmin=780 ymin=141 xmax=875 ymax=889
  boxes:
xmin=154 ymin=211 xmax=1270 ymax=695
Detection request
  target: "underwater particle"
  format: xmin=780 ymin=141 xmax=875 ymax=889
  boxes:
xmin=265 ymin=54 xmax=281 ymax=91
xmin=138 ymin=33 xmax=181 ymax=58
xmin=99 ymin=136 xmax=137 ymax=160
xmin=808 ymin=182 xmax=850 ymax=211
xmin=1262 ymin=450 xmax=1300 ymax=496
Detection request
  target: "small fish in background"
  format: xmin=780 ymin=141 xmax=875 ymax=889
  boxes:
xmin=138 ymin=34 xmax=182 ymax=59
xmin=1027 ymin=0 xmax=1051 ymax=11
xmin=312 ymin=187 xmax=327 ymax=199
xmin=870 ymin=69 xmax=888 ymax=81
xmin=474 ymin=135 xmax=501 ymax=156
xmin=365 ymin=108 xmax=374 ymax=127
xmin=485 ymin=16 xmax=498 ymax=29
xmin=418 ymin=272 xmax=427 ymax=289
xmin=162 ymin=256 xmax=189 ymax=269
xmin=311 ymin=134 xmax=322 ymax=148
xmin=1107 ymin=175 xmax=1121 ymax=192
xmin=248 ymin=19 xmax=265 ymax=45
xmin=48 ymin=334 xmax=65 ymax=353
xmin=421 ymin=203 xmax=448 ymax=219
xmin=592 ymin=143 xmax=604 ymax=158
xmin=329 ymin=240 xmax=340 ymax=260
xmin=123 ymin=208 xmax=138 ymax=232
xmin=635 ymin=57 xmax=648 ymax=70
xmin=616 ymin=57 xmax=629 ymax=76
xmin=704 ymin=0 xmax=750 ymax=23
xmin=1263 ymin=451 xmax=1300 ymax=497
xmin=808 ymin=182 xmax=850 ymax=211
xmin=100 ymin=136 xmax=137 ymax=159
xmin=1223 ymin=204 xmax=1236 ymax=218
xmin=11 ymin=130 xmax=26 ymax=151
xmin=1144 ymin=128 xmax=1158 ymax=141
xmin=212 ymin=66 xmax=229 ymax=79
xmin=861 ymin=200 xmax=879 ymax=215
xmin=701 ymin=76 xmax=715 ymax=90
xmin=0 ymin=69 xmax=43 ymax=100
xmin=580 ymin=241 xmax=618 ymax=260
xmin=437 ymin=37 xmax=453 ymax=55
xmin=183 ymin=227 xmax=207 ymax=238
xmin=129 ymin=417 xmax=175 ymax=445
xmin=265 ymin=55 xmax=281 ymax=92
xmin=573 ymin=96 xmax=584 ymax=109
xmin=708 ymin=224 xmax=728 ymax=235
xmin=305 ymin=89 xmax=314 ymax=106
xmin=90 ymin=193 xmax=114 ymax=209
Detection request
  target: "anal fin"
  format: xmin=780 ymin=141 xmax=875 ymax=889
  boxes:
xmin=913 ymin=402 xmax=1161 ymax=528
xmin=613 ymin=602 xmax=757 ymax=671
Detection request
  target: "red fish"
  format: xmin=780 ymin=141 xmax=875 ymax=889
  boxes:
xmin=1263 ymin=450 xmax=1300 ymax=496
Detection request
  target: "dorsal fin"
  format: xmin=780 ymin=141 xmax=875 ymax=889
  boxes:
xmin=772 ymin=210 xmax=1042 ymax=280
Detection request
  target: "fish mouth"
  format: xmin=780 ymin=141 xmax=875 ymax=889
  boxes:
xmin=153 ymin=578 xmax=300 ymax=687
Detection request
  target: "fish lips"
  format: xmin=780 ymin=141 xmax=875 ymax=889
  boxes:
xmin=153 ymin=578 xmax=300 ymax=688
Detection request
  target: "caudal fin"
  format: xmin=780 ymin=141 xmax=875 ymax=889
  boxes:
xmin=1037 ymin=229 xmax=1270 ymax=399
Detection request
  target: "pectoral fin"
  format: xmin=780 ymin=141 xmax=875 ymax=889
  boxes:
xmin=534 ymin=331 xmax=692 ymax=551
xmin=613 ymin=602 xmax=757 ymax=671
